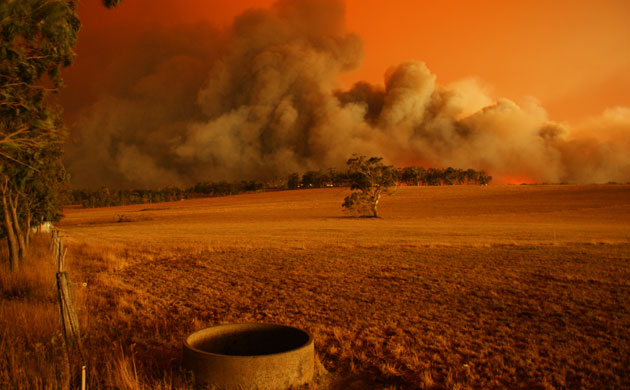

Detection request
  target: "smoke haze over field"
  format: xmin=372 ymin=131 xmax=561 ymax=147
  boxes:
xmin=64 ymin=0 xmax=630 ymax=188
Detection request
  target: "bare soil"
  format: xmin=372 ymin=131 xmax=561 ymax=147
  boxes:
xmin=54 ymin=184 xmax=630 ymax=389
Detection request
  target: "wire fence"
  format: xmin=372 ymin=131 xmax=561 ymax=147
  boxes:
xmin=51 ymin=227 xmax=87 ymax=390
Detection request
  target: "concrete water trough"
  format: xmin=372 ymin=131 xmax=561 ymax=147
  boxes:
xmin=183 ymin=323 xmax=314 ymax=390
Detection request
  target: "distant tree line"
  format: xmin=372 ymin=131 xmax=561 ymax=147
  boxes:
xmin=69 ymin=166 xmax=492 ymax=208
xmin=291 ymin=166 xmax=492 ymax=188
xmin=69 ymin=187 xmax=186 ymax=208
xmin=397 ymin=166 xmax=492 ymax=186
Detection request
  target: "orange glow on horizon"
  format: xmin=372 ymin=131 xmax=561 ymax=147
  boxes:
xmin=496 ymin=175 xmax=539 ymax=186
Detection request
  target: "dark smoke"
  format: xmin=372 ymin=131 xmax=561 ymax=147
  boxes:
xmin=64 ymin=0 xmax=630 ymax=188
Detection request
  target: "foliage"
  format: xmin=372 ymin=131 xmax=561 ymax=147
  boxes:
xmin=0 ymin=0 xmax=79 ymax=164
xmin=342 ymin=155 xmax=397 ymax=218
xmin=0 ymin=0 xmax=91 ymax=270
xmin=398 ymin=166 xmax=492 ymax=186
xmin=68 ymin=163 xmax=492 ymax=209
xmin=287 ymin=172 xmax=300 ymax=189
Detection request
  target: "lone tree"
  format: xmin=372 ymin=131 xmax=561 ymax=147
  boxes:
xmin=342 ymin=155 xmax=397 ymax=218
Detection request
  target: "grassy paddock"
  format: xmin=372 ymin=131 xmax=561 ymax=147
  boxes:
xmin=2 ymin=185 xmax=630 ymax=389
xmin=0 ymin=235 xmax=69 ymax=390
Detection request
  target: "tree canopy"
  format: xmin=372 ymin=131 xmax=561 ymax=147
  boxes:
xmin=342 ymin=155 xmax=397 ymax=218
xmin=0 ymin=0 xmax=84 ymax=270
xmin=0 ymin=0 xmax=79 ymax=164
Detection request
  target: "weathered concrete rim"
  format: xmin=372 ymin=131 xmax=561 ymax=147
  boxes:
xmin=183 ymin=323 xmax=314 ymax=359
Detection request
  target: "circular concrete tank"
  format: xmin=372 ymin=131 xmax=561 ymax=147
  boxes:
xmin=183 ymin=323 xmax=314 ymax=390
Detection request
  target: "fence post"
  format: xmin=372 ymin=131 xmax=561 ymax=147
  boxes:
xmin=52 ymin=226 xmax=88 ymax=389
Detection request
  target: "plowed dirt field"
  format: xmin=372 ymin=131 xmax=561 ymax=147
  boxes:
xmin=59 ymin=185 xmax=630 ymax=389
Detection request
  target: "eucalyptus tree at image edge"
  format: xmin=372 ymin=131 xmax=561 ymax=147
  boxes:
xmin=0 ymin=0 xmax=79 ymax=270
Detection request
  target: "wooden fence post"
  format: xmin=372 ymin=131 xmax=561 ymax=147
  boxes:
xmin=53 ymin=226 xmax=88 ymax=389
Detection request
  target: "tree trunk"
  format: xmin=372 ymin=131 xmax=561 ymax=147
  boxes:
xmin=372 ymin=193 xmax=381 ymax=218
xmin=8 ymin=194 xmax=25 ymax=259
xmin=2 ymin=193 xmax=19 ymax=271
xmin=25 ymin=210 xmax=32 ymax=246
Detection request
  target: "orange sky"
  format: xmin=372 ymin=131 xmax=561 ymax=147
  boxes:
xmin=71 ymin=0 xmax=630 ymax=124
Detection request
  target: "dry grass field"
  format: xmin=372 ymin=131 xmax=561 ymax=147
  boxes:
xmin=3 ymin=184 xmax=630 ymax=389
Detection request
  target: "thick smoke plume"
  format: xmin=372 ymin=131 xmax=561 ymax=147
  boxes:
xmin=65 ymin=0 xmax=630 ymax=188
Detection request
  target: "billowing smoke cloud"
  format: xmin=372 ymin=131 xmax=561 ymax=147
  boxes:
xmin=65 ymin=0 xmax=630 ymax=188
